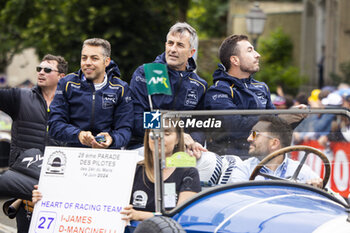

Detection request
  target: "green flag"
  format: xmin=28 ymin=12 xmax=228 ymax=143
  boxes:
xmin=144 ymin=63 xmax=172 ymax=95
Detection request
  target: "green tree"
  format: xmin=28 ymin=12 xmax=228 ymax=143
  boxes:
xmin=255 ymin=28 xmax=306 ymax=96
xmin=0 ymin=0 xmax=183 ymax=81
xmin=187 ymin=0 xmax=228 ymax=38
xmin=330 ymin=61 xmax=350 ymax=86
xmin=0 ymin=0 xmax=36 ymax=73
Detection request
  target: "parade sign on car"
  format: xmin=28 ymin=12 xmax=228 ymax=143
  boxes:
xmin=29 ymin=146 xmax=138 ymax=233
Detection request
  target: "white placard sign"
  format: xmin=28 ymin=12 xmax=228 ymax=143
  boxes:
xmin=29 ymin=146 xmax=138 ymax=233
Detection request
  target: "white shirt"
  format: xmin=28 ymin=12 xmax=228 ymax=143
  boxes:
xmin=228 ymin=156 xmax=320 ymax=183
xmin=94 ymin=74 xmax=108 ymax=91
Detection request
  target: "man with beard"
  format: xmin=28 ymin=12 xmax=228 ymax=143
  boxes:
xmin=227 ymin=115 xmax=322 ymax=188
xmin=204 ymin=35 xmax=305 ymax=158
xmin=205 ymin=35 xmax=271 ymax=110
xmin=204 ymin=35 xmax=274 ymax=158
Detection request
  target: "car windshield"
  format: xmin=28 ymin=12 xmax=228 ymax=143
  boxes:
xmin=156 ymin=108 xmax=350 ymax=198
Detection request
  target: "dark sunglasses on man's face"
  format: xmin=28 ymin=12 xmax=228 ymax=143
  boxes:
xmin=36 ymin=66 xmax=59 ymax=73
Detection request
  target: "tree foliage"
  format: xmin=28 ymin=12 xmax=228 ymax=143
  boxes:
xmin=187 ymin=0 xmax=228 ymax=38
xmin=0 ymin=0 xmax=229 ymax=82
xmin=0 ymin=0 xmax=182 ymax=81
xmin=254 ymin=28 xmax=306 ymax=96
xmin=0 ymin=0 xmax=35 ymax=72
xmin=330 ymin=60 xmax=350 ymax=86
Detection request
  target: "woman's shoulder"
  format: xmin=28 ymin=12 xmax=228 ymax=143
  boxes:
xmin=135 ymin=163 xmax=144 ymax=172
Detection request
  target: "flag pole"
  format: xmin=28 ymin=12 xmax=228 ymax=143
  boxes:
xmin=148 ymin=93 xmax=163 ymax=215
xmin=144 ymin=63 xmax=171 ymax=215
xmin=152 ymin=128 xmax=163 ymax=215
xmin=148 ymin=95 xmax=154 ymax=110
xmin=150 ymin=112 xmax=163 ymax=214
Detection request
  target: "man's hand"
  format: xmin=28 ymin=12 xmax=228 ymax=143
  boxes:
xmin=279 ymin=104 xmax=308 ymax=129
xmin=32 ymin=185 xmax=42 ymax=204
xmin=78 ymin=131 xmax=94 ymax=147
xmin=91 ymin=132 xmax=113 ymax=149
xmin=120 ymin=204 xmax=154 ymax=222
xmin=184 ymin=133 xmax=207 ymax=159
xmin=306 ymin=177 xmax=323 ymax=189
xmin=317 ymin=135 xmax=329 ymax=148
xmin=293 ymin=104 xmax=308 ymax=119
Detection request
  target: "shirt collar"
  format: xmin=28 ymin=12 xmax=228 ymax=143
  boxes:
xmin=94 ymin=74 xmax=108 ymax=91
xmin=255 ymin=154 xmax=288 ymax=174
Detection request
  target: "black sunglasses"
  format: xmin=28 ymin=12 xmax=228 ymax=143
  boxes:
xmin=36 ymin=66 xmax=59 ymax=73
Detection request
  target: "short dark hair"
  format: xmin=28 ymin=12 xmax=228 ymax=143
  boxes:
xmin=258 ymin=115 xmax=293 ymax=148
xmin=42 ymin=54 xmax=68 ymax=74
xmin=295 ymin=92 xmax=308 ymax=105
xmin=345 ymin=95 xmax=350 ymax=102
xmin=83 ymin=38 xmax=111 ymax=57
xmin=284 ymin=94 xmax=294 ymax=109
xmin=318 ymin=89 xmax=331 ymax=101
xmin=219 ymin=34 xmax=248 ymax=71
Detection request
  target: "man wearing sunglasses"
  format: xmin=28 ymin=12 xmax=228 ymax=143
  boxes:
xmin=0 ymin=54 xmax=67 ymax=166
xmin=0 ymin=54 xmax=68 ymax=232
xmin=48 ymin=38 xmax=133 ymax=149
xmin=226 ymin=115 xmax=323 ymax=188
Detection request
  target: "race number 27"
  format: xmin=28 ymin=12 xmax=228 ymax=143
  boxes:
xmin=35 ymin=211 xmax=57 ymax=233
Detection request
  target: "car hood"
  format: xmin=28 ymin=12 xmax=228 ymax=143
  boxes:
xmin=171 ymin=182 xmax=349 ymax=233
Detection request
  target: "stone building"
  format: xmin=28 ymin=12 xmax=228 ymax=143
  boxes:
xmin=4 ymin=48 xmax=39 ymax=87
xmin=228 ymin=0 xmax=350 ymax=90
xmin=301 ymin=0 xmax=350 ymax=88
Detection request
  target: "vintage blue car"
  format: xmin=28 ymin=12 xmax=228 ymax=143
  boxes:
xmin=133 ymin=180 xmax=350 ymax=232
xmin=128 ymin=109 xmax=350 ymax=233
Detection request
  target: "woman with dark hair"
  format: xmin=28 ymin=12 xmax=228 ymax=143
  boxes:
xmin=121 ymin=124 xmax=201 ymax=221
xmin=32 ymin=123 xmax=201 ymax=222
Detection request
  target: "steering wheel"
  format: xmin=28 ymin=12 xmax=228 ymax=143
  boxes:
xmin=249 ymin=145 xmax=330 ymax=188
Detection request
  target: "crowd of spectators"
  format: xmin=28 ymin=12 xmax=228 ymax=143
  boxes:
xmin=270 ymin=83 xmax=350 ymax=146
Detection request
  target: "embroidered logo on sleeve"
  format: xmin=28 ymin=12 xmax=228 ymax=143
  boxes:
xmin=135 ymin=75 xmax=146 ymax=83
xmin=212 ymin=94 xmax=229 ymax=101
xmin=256 ymin=92 xmax=267 ymax=106
xmin=124 ymin=96 xmax=132 ymax=103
